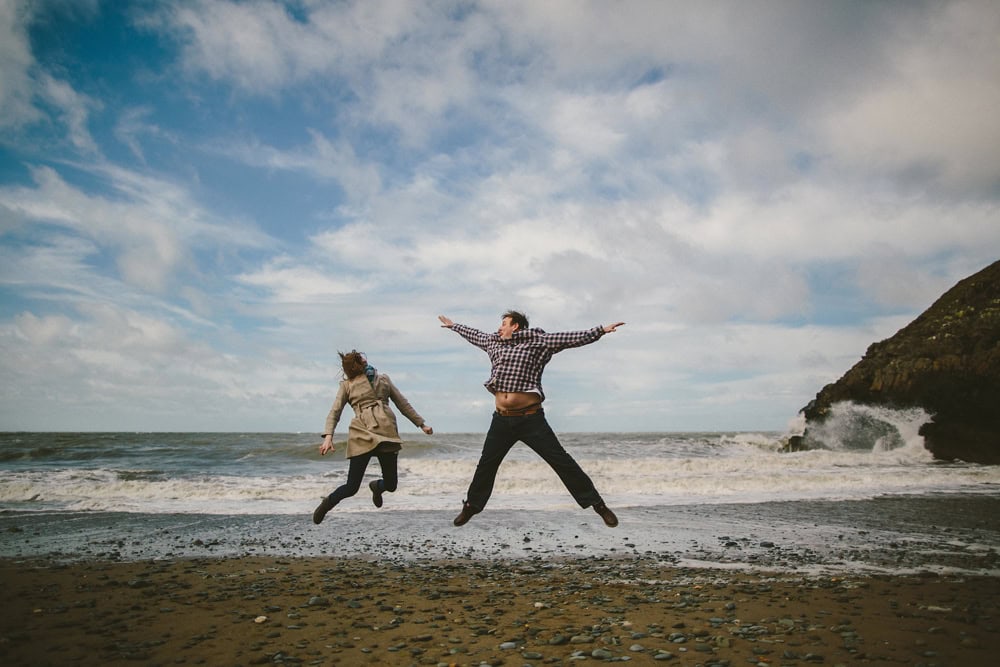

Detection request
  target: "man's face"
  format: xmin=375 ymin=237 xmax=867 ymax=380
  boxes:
xmin=498 ymin=316 xmax=520 ymax=339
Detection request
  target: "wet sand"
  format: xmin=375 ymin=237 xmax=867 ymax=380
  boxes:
xmin=2 ymin=555 xmax=998 ymax=666
xmin=4 ymin=495 xmax=1000 ymax=574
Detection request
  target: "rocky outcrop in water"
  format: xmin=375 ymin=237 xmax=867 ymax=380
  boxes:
xmin=799 ymin=259 xmax=1000 ymax=464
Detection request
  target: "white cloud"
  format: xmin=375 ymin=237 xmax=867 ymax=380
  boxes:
xmin=114 ymin=106 xmax=173 ymax=162
xmin=0 ymin=297 xmax=333 ymax=431
xmin=156 ymin=0 xmax=433 ymax=90
xmin=673 ymin=183 xmax=1000 ymax=268
xmin=818 ymin=0 xmax=1000 ymax=196
xmin=1 ymin=166 xmax=183 ymax=291
xmin=0 ymin=0 xmax=39 ymax=129
xmin=0 ymin=232 xmax=97 ymax=288
xmin=39 ymin=73 xmax=100 ymax=154
xmin=216 ymin=129 xmax=383 ymax=201
xmin=164 ymin=0 xmax=327 ymax=91
xmin=0 ymin=0 xmax=106 ymax=152
xmin=12 ymin=311 xmax=75 ymax=345
xmin=2 ymin=0 xmax=998 ymax=431
xmin=237 ymin=260 xmax=361 ymax=303
xmin=0 ymin=163 xmax=274 ymax=293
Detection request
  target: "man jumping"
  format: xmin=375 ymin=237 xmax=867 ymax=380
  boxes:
xmin=438 ymin=311 xmax=624 ymax=527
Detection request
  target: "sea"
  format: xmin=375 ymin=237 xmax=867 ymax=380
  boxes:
xmin=2 ymin=403 xmax=999 ymax=576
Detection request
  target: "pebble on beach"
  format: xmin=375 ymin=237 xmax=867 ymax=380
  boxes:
xmin=2 ymin=556 xmax=999 ymax=666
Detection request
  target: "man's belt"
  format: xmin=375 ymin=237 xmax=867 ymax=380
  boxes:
xmin=495 ymin=403 xmax=543 ymax=416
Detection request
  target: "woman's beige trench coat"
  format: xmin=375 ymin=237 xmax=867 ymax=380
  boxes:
xmin=323 ymin=373 xmax=426 ymax=458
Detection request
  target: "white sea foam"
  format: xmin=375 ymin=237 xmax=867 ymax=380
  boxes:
xmin=2 ymin=417 xmax=996 ymax=516
xmin=804 ymin=402 xmax=933 ymax=453
xmin=4 ymin=438 xmax=998 ymax=515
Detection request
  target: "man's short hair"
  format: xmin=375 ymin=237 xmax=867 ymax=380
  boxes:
xmin=503 ymin=310 xmax=529 ymax=330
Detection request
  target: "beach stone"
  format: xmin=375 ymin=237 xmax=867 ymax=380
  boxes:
xmin=592 ymin=648 xmax=614 ymax=659
xmin=570 ymin=634 xmax=592 ymax=644
xmin=499 ymin=641 xmax=517 ymax=650
xmin=629 ymin=643 xmax=645 ymax=652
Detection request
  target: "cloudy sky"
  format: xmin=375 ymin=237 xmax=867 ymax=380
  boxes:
xmin=1 ymin=0 xmax=998 ymax=434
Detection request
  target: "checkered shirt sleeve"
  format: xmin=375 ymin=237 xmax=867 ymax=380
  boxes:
xmin=450 ymin=323 xmax=604 ymax=397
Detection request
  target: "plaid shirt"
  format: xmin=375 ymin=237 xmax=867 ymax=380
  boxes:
xmin=450 ymin=323 xmax=605 ymax=399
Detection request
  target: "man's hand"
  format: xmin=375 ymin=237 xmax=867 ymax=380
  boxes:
xmin=603 ymin=322 xmax=625 ymax=333
xmin=438 ymin=315 xmax=454 ymax=328
xmin=421 ymin=424 xmax=434 ymax=435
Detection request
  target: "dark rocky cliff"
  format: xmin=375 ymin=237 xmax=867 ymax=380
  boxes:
xmin=800 ymin=259 xmax=1000 ymax=463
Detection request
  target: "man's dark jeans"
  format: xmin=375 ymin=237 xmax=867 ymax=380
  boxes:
xmin=326 ymin=450 xmax=398 ymax=505
xmin=465 ymin=410 xmax=602 ymax=511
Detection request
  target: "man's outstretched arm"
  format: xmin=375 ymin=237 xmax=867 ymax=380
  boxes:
xmin=543 ymin=321 xmax=625 ymax=352
xmin=438 ymin=314 xmax=493 ymax=349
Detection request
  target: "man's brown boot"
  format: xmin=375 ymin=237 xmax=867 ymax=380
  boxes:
xmin=453 ymin=502 xmax=479 ymax=526
xmin=593 ymin=502 xmax=618 ymax=527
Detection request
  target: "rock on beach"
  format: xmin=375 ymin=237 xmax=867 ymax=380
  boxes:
xmin=799 ymin=259 xmax=1000 ymax=463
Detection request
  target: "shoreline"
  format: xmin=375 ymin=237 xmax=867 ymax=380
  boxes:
xmin=2 ymin=554 xmax=999 ymax=666
xmin=3 ymin=494 xmax=1000 ymax=577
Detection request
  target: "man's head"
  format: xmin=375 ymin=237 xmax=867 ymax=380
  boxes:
xmin=498 ymin=310 xmax=529 ymax=339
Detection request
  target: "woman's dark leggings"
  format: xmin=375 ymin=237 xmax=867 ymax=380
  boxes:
xmin=326 ymin=450 xmax=398 ymax=505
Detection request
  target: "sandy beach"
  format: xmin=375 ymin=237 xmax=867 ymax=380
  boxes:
xmin=2 ymin=555 xmax=998 ymax=666
xmin=4 ymin=431 xmax=1000 ymax=666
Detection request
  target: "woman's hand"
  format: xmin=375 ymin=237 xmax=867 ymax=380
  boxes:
xmin=421 ymin=424 xmax=434 ymax=435
xmin=319 ymin=434 xmax=334 ymax=456
xmin=438 ymin=315 xmax=454 ymax=328
xmin=603 ymin=321 xmax=625 ymax=333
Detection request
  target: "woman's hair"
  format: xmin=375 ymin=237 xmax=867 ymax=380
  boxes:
xmin=339 ymin=350 xmax=367 ymax=379
xmin=503 ymin=309 xmax=529 ymax=330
